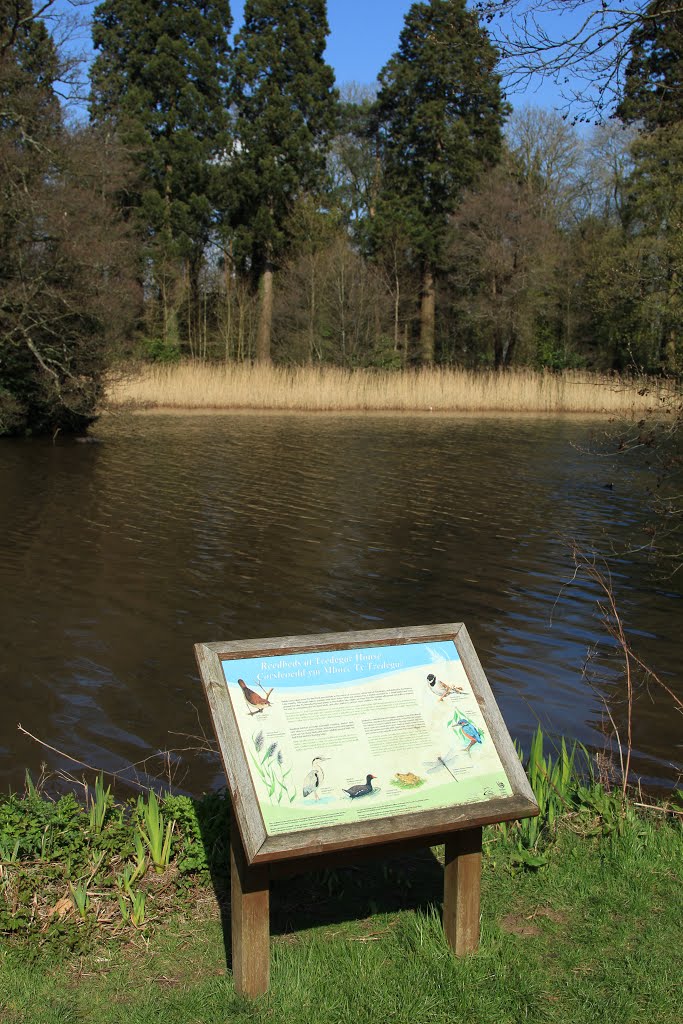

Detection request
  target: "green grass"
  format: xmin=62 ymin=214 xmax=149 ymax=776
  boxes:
xmin=0 ymin=811 xmax=680 ymax=1024
xmin=1 ymin=740 xmax=680 ymax=1023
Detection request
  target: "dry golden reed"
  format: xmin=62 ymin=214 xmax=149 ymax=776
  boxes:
xmin=106 ymin=362 xmax=673 ymax=417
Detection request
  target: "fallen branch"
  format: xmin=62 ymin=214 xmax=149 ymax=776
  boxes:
xmin=17 ymin=724 xmax=152 ymax=792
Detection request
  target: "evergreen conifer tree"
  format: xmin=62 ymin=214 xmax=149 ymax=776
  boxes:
xmin=616 ymin=1 xmax=683 ymax=371
xmin=230 ymin=0 xmax=338 ymax=363
xmin=373 ymin=0 xmax=507 ymax=363
xmin=89 ymin=0 xmax=233 ymax=350
xmin=617 ymin=0 xmax=683 ymax=130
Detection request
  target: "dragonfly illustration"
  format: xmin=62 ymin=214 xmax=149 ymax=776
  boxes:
xmin=423 ymin=749 xmax=460 ymax=782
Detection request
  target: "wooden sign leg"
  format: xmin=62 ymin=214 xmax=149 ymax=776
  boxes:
xmin=230 ymin=811 xmax=270 ymax=997
xmin=442 ymin=827 xmax=482 ymax=956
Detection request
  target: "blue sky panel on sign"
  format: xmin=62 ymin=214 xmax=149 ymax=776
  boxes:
xmin=222 ymin=641 xmax=462 ymax=692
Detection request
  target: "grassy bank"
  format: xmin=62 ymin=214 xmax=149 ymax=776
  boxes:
xmin=0 ymin=735 xmax=681 ymax=1023
xmin=2 ymin=816 xmax=680 ymax=1024
xmin=105 ymin=363 xmax=675 ymax=416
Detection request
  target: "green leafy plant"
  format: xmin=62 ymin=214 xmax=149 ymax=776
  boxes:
xmin=163 ymin=794 xmax=210 ymax=876
xmin=137 ymin=791 xmax=175 ymax=873
xmin=24 ymin=770 xmax=39 ymax=800
xmin=116 ymin=874 xmax=146 ymax=928
xmin=69 ymin=882 xmax=90 ymax=921
xmin=0 ymin=784 xmax=228 ymax=943
xmin=87 ymin=775 xmax=111 ymax=835
xmin=0 ymin=838 xmax=20 ymax=864
xmin=130 ymin=890 xmax=146 ymax=928
xmin=574 ymin=782 xmax=637 ymax=836
xmin=160 ymin=791 xmax=232 ymax=885
xmin=518 ymin=727 xmax=585 ymax=850
xmin=0 ymin=788 xmax=88 ymax=864
xmin=117 ymin=860 xmax=143 ymax=900
xmin=117 ymin=892 xmax=130 ymax=925
xmin=131 ymin=833 xmax=147 ymax=881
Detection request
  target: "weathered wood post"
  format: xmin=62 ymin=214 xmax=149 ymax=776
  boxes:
xmin=443 ymin=825 xmax=483 ymax=956
xmin=230 ymin=808 xmax=270 ymax=997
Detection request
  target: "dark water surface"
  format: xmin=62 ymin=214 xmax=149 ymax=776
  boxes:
xmin=1 ymin=412 xmax=680 ymax=794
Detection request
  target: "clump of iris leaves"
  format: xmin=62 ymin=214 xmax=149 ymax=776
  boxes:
xmin=0 ymin=778 xmax=231 ymax=952
xmin=0 ymin=728 xmax=680 ymax=952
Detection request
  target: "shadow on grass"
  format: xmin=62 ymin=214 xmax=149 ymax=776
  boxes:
xmin=194 ymin=791 xmax=446 ymax=970
xmin=270 ymin=845 xmax=446 ymax=936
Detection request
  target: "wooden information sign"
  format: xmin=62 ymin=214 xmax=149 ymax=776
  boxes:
xmin=195 ymin=623 xmax=538 ymax=996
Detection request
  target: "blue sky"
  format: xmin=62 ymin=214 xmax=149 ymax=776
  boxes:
xmin=54 ymin=0 xmax=566 ymax=114
xmin=233 ymin=0 xmax=565 ymax=111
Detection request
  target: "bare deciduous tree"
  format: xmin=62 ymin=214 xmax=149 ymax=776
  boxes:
xmin=274 ymin=233 xmax=392 ymax=367
xmin=449 ymin=157 xmax=560 ymax=367
xmin=506 ymin=106 xmax=585 ymax=224
xmin=1 ymin=1 xmax=138 ymax=435
xmin=475 ymin=1 xmax=683 ymax=120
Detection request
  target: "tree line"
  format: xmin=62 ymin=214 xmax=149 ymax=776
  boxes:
xmin=1 ymin=0 xmax=681 ymax=435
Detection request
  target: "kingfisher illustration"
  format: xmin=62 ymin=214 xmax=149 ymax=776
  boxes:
xmin=427 ymin=673 xmax=464 ymax=701
xmin=237 ymin=677 xmax=274 ymax=715
xmin=451 ymin=715 xmax=484 ymax=753
xmin=343 ymin=774 xmax=376 ymax=799
xmin=302 ymin=756 xmax=329 ymax=800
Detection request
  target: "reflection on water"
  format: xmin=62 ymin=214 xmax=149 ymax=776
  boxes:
xmin=0 ymin=412 xmax=680 ymax=793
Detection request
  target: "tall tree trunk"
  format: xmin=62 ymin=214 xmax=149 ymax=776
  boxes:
xmin=393 ymin=262 xmax=401 ymax=349
xmin=224 ymin=256 xmax=232 ymax=363
xmin=420 ymin=264 xmax=435 ymax=364
xmin=162 ymin=272 xmax=179 ymax=349
xmin=661 ymin=329 xmax=677 ymax=372
xmin=188 ymin=259 xmax=201 ymax=360
xmin=661 ymin=267 xmax=679 ymax=371
xmin=308 ymin=255 xmax=317 ymax=363
xmin=255 ymin=263 xmax=273 ymax=364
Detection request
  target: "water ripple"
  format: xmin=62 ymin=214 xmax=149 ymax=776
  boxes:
xmin=0 ymin=414 xmax=680 ymax=793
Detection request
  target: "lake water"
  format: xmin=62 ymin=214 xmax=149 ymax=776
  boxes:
xmin=1 ymin=412 xmax=680 ymax=794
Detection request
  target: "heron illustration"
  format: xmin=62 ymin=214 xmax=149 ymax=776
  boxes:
xmin=302 ymin=756 xmax=329 ymax=800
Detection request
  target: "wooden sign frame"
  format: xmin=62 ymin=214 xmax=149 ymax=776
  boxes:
xmin=196 ymin=622 xmax=537 ymax=866
xmin=195 ymin=623 xmax=538 ymax=996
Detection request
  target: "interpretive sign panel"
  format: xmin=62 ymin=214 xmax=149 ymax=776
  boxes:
xmin=195 ymin=623 xmax=538 ymax=866
xmin=222 ymin=641 xmax=512 ymax=836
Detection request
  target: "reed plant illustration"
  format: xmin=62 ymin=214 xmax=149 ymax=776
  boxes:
xmin=250 ymin=731 xmax=296 ymax=804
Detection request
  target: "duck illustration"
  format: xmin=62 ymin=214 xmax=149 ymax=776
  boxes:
xmin=302 ymin=756 xmax=329 ymax=800
xmin=452 ymin=716 xmax=484 ymax=753
xmin=237 ymin=677 xmax=273 ymax=715
xmin=343 ymin=774 xmax=376 ymax=799
xmin=427 ymin=673 xmax=464 ymax=701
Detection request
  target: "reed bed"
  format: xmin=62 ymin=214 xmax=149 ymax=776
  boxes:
xmin=106 ymin=362 xmax=674 ymax=417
